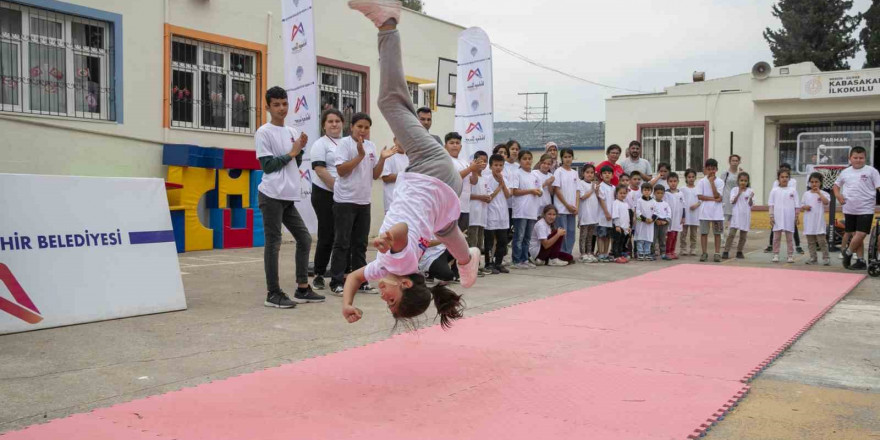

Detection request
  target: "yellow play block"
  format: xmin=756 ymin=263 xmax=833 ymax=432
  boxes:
xmin=218 ymin=169 xmax=251 ymax=209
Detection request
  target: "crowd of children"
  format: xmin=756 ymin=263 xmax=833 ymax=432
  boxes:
xmin=395 ymin=138 xmax=864 ymax=278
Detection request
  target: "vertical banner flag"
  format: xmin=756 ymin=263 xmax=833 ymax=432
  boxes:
xmin=282 ymin=0 xmax=318 ymax=233
xmin=455 ymin=27 xmax=494 ymax=159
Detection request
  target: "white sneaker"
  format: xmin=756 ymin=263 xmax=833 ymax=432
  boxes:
xmin=517 ymin=262 xmax=531 ymax=270
xmin=458 ymin=247 xmax=481 ymax=288
xmin=348 ymin=0 xmax=402 ymax=28
xmin=511 ymin=262 xmax=526 ymax=270
xmin=587 ymin=254 xmax=599 ymax=263
xmin=823 ymin=258 xmax=831 ymax=266
xmin=527 ymin=261 xmax=537 ymax=268
xmin=786 ymin=256 xmax=795 ymax=263
xmin=771 ymin=254 xmax=779 ymax=263
xmin=579 ymin=255 xmax=588 ymax=263
xmin=534 ymin=259 xmax=546 ymax=266
xmin=549 ymin=258 xmax=568 ymax=267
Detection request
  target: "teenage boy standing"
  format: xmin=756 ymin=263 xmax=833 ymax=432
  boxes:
xmin=256 ymin=86 xmax=325 ymax=308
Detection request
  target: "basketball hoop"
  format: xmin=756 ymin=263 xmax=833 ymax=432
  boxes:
xmin=814 ymin=165 xmax=846 ymax=190
xmin=814 ymin=165 xmax=847 ymax=252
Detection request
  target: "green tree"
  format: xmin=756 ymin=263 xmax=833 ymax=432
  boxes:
xmin=862 ymin=0 xmax=880 ymax=68
xmin=402 ymin=0 xmax=423 ymax=12
xmin=763 ymin=0 xmax=861 ymax=71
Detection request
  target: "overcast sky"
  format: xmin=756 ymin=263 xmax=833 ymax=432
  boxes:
xmin=424 ymin=0 xmax=873 ymax=122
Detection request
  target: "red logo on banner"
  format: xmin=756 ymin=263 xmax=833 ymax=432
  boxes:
xmin=0 ymin=263 xmax=43 ymax=324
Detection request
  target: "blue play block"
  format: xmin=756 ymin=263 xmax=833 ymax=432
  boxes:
xmin=252 ymin=208 xmax=265 ymax=247
xmin=170 ymin=209 xmax=185 ymax=253
xmin=163 ymin=144 xmax=224 ymax=169
xmin=249 ymin=170 xmax=263 ymax=208
xmin=209 ymin=208 xmax=225 ymax=249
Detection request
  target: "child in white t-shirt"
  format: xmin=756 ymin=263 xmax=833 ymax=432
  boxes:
xmin=596 ymin=165 xmax=617 ymax=262
xmin=680 ymin=168 xmax=701 ymax=256
xmin=445 ymin=132 xmax=477 ymax=232
xmin=533 ymin=153 xmax=555 ymax=213
xmin=802 ymin=172 xmax=831 ymax=266
xmin=530 ymin=205 xmax=573 ymax=266
xmin=468 ymin=151 xmax=490 ymax=254
xmin=665 ymin=172 xmax=685 ymax=259
xmin=380 ymin=137 xmax=409 ymax=212
xmin=833 ymin=147 xmax=880 ymax=269
xmin=611 ymin=185 xmax=632 ymax=263
xmin=767 ymin=162 xmax=803 ymax=254
xmin=485 ymin=153 xmax=512 ymax=274
xmin=578 ymin=164 xmax=600 ymax=263
xmin=649 ymin=162 xmax=671 ymax=190
xmin=552 ymin=148 xmax=580 ymax=256
xmin=511 ymin=150 xmax=543 ymax=269
xmin=341 ymin=13 xmax=480 ymax=330
xmin=634 ymin=182 xmax=656 ymax=261
xmin=653 ymin=185 xmax=672 ymax=260
xmin=768 ymin=168 xmax=800 ymax=263
xmin=723 ymin=172 xmax=753 ymax=260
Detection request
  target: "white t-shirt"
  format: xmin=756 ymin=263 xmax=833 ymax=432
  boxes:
xmin=578 ymin=180 xmax=600 ymax=226
xmin=626 ymin=187 xmax=641 ymax=211
xmin=255 ymin=123 xmax=302 ymax=201
xmin=634 ymin=197 xmax=656 ymax=242
xmin=768 ymin=185 xmax=800 ymax=232
xmin=334 ymin=136 xmax=378 ymax=205
xmin=666 ymin=190 xmax=685 ymax=232
xmin=308 ymin=136 xmax=340 ymax=192
xmin=653 ymin=178 xmax=669 ymax=190
xmin=801 ymin=190 xmax=830 ymax=235
xmin=529 ymin=218 xmax=553 ymax=258
xmin=697 ymin=177 xmax=725 ymax=221
xmin=451 ymin=157 xmax=471 ymax=214
xmin=468 ymin=176 xmax=490 ymax=228
xmin=418 ymin=241 xmax=446 ymax=274
xmin=654 ymin=200 xmax=671 ymax=221
xmin=834 ymin=166 xmax=880 ymax=215
xmin=681 ymin=186 xmax=701 ymax=226
xmin=612 ymin=199 xmax=631 ymax=230
xmin=504 ymin=162 xmax=519 ymax=207
xmin=364 ymin=173 xmax=460 ymax=281
xmin=597 ymin=182 xmax=616 ymax=227
xmin=486 ymin=175 xmax=511 ymax=230
xmin=552 ymin=167 xmax=580 ymax=214
xmin=512 ymin=168 xmax=541 ymax=220
xmin=729 ymin=187 xmax=754 ymax=232
xmin=533 ymin=170 xmax=554 ymax=209
xmin=380 ymin=153 xmax=410 ymax=212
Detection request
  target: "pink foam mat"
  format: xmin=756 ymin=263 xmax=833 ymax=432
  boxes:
xmin=2 ymin=265 xmax=863 ymax=440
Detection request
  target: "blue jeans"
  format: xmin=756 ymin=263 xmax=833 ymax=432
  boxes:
xmin=558 ymin=214 xmax=576 ymax=254
xmin=636 ymin=240 xmax=652 ymax=256
xmin=512 ymin=218 xmax=536 ymax=264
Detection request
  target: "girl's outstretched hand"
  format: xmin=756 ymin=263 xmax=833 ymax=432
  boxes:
xmin=373 ymin=231 xmax=393 ymax=253
xmin=343 ymin=305 xmax=363 ymax=323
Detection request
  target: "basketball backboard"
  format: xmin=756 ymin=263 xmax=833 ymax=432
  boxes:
xmin=796 ymin=131 xmax=874 ymax=173
xmin=437 ymin=57 xmax=457 ymax=108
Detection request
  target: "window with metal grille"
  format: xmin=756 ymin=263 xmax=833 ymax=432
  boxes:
xmin=0 ymin=1 xmax=115 ymax=120
xmin=641 ymin=126 xmax=705 ymax=172
xmin=170 ymin=36 xmax=258 ymax=133
xmin=318 ymin=64 xmax=363 ymax=136
xmin=778 ymin=120 xmax=879 ymax=171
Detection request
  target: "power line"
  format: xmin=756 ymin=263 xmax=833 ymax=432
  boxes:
xmin=491 ymin=43 xmax=647 ymax=94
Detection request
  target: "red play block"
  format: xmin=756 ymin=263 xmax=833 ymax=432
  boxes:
xmin=222 ymin=148 xmax=260 ymax=170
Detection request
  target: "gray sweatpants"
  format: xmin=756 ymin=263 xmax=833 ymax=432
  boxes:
xmin=377 ymin=29 xmax=469 ymax=261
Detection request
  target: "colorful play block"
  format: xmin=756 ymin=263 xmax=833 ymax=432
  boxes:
xmin=249 ymin=170 xmax=263 ymax=208
xmin=162 ymin=144 xmax=224 ymax=169
xmin=170 ymin=210 xmax=185 ymax=253
xmin=223 ymin=148 xmax=260 ymax=170
xmin=210 ymin=208 xmax=254 ymax=249
xmin=252 ymin=208 xmax=265 ymax=247
xmin=217 ymin=169 xmax=250 ymax=209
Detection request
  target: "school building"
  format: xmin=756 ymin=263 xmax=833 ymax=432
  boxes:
xmin=605 ymin=61 xmax=880 ymax=205
xmin=0 ymin=0 xmax=462 ymax=235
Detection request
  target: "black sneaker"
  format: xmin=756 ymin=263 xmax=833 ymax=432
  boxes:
xmin=796 ymin=246 xmax=805 ymax=255
xmin=329 ymin=285 xmax=344 ymax=297
xmin=850 ymin=259 xmax=867 ymax=270
xmin=763 ymin=245 xmax=773 ymax=253
xmin=312 ymin=276 xmax=325 ymax=291
xmin=294 ymin=286 xmax=326 ymax=303
xmin=736 ymin=252 xmax=745 ymax=259
xmin=721 ymin=252 xmax=730 ymax=260
xmin=490 ymin=265 xmax=500 ymax=275
xmin=425 ymin=274 xmax=436 ymax=285
xmin=497 ymin=265 xmax=510 ymax=274
xmin=842 ymin=250 xmax=853 ymax=269
xmin=264 ymin=292 xmax=297 ymax=309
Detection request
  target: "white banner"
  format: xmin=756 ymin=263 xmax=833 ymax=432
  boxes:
xmin=454 ymin=27 xmax=494 ymax=159
xmin=0 ymin=174 xmax=186 ymax=335
xmin=801 ymin=71 xmax=880 ymax=100
xmin=282 ymin=0 xmax=319 ymax=233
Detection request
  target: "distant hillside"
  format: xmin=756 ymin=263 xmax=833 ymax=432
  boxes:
xmin=494 ymin=121 xmax=605 ymax=149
